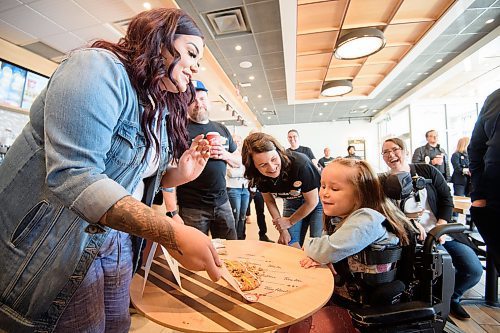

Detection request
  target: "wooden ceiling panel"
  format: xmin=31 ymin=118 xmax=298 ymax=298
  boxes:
xmin=384 ymin=21 xmax=434 ymax=46
xmin=296 ymin=91 xmax=321 ymax=100
xmin=297 ymin=0 xmax=347 ymax=34
xmin=296 ymin=69 xmax=327 ymax=82
xmin=297 ymin=53 xmax=332 ymax=71
xmin=356 ymin=62 xmax=395 ymax=77
xmin=296 ymin=31 xmax=338 ymax=55
xmin=343 ymin=0 xmax=401 ymax=29
xmin=326 ymin=66 xmax=359 ymax=80
xmin=352 ymin=76 xmax=380 ymax=87
xmin=391 ymin=0 xmax=455 ymax=24
xmin=296 ymin=81 xmax=323 ymax=92
xmin=350 ymin=86 xmax=374 ymax=96
xmin=365 ymin=45 xmax=411 ymax=63
xmin=329 ymin=57 xmax=364 ymax=68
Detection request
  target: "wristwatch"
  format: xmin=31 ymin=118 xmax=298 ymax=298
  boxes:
xmin=166 ymin=210 xmax=178 ymax=218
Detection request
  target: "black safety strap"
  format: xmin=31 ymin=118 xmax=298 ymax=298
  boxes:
xmin=353 ymin=269 xmax=398 ymax=286
xmin=352 ymin=246 xmax=402 ymax=265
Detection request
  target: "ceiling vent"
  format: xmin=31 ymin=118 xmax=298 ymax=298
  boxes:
xmin=111 ymin=18 xmax=132 ymax=36
xmin=21 ymin=42 xmax=65 ymax=61
xmin=262 ymin=110 xmax=276 ymax=115
xmin=205 ymin=7 xmax=251 ymax=37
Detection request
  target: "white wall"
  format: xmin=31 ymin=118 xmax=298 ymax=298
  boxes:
xmin=252 ymin=120 xmax=381 ymax=171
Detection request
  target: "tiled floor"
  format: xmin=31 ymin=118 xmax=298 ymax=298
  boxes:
xmin=130 ymin=201 xmax=500 ymax=333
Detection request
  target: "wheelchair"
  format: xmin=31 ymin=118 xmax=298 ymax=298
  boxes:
xmin=349 ymin=223 xmax=465 ymax=333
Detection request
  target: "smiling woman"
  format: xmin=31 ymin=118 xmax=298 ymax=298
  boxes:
xmin=0 ymin=8 xmax=223 ymax=333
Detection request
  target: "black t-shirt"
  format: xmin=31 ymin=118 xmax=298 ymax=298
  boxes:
xmin=258 ymin=151 xmax=320 ymax=200
xmin=318 ymin=156 xmax=335 ymax=168
xmin=176 ymin=120 xmax=236 ymax=208
xmin=286 ymin=146 xmax=315 ymax=161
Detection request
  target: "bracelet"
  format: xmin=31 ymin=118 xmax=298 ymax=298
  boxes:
xmin=160 ymin=187 xmax=174 ymax=193
xmin=166 ymin=210 xmax=178 ymax=218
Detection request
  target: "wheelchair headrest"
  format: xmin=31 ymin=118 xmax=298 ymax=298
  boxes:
xmin=383 ymin=172 xmax=413 ymax=200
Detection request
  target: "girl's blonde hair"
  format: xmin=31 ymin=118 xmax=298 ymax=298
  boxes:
xmin=325 ymin=158 xmax=411 ymax=245
xmin=455 ymin=137 xmax=470 ymax=154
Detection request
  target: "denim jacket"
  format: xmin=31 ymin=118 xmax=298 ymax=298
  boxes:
xmin=0 ymin=49 xmax=169 ymax=332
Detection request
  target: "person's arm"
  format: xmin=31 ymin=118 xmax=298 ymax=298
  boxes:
xmin=443 ymin=151 xmax=451 ymax=181
xmin=412 ymin=147 xmax=423 ymax=163
xmin=429 ymin=166 xmax=454 ymax=222
xmin=262 ymin=192 xmax=291 ymax=245
xmin=99 ymin=195 xmax=221 ymax=280
xmin=221 ymin=149 xmax=242 ymax=168
xmin=273 ymin=189 xmax=319 ymax=230
xmin=162 ymin=188 xmax=183 ymax=224
xmin=450 ymin=153 xmax=461 ymax=175
xmin=468 ymin=111 xmax=488 ymax=205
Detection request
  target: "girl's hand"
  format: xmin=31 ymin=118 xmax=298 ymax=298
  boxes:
xmin=272 ymin=216 xmax=292 ymax=231
xmin=436 ymin=219 xmax=447 ymax=244
xmin=278 ymin=229 xmax=291 ymax=245
xmin=300 ymin=256 xmax=321 ymax=269
xmin=177 ymin=135 xmax=210 ymax=181
xmin=415 ymin=221 xmax=427 ymax=242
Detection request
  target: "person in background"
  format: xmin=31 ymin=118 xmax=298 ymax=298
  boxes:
xmin=451 ymin=137 xmax=471 ymax=197
xmin=242 ymin=132 xmax=323 ymax=247
xmin=318 ymin=147 xmax=335 ymax=171
xmin=226 ymin=134 xmax=250 ymax=240
xmin=174 ymin=80 xmax=240 ymax=239
xmin=286 ymin=129 xmax=319 ymax=168
xmin=382 ymin=138 xmax=482 ymax=319
xmin=412 ymin=130 xmax=450 ymax=181
xmin=0 ymin=9 xmax=221 ymax=333
xmin=279 ymin=159 xmax=412 ymax=333
xmin=468 ymin=88 xmax=500 ymax=273
xmin=344 ymin=145 xmax=361 ymax=160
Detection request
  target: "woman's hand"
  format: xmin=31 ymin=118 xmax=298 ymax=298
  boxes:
xmin=273 ymin=216 xmax=292 ymax=231
xmin=176 ymin=134 xmax=210 ymax=182
xmin=415 ymin=221 xmax=427 ymax=242
xmin=278 ymin=229 xmax=291 ymax=245
xmin=436 ymin=219 xmax=447 ymax=244
xmin=300 ymin=256 xmax=321 ymax=269
xmin=167 ymin=223 xmax=222 ymax=282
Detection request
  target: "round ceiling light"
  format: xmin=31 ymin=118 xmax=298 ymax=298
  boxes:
xmin=321 ymin=80 xmax=353 ymax=97
xmin=239 ymin=61 xmax=253 ymax=69
xmin=334 ymin=27 xmax=386 ymax=60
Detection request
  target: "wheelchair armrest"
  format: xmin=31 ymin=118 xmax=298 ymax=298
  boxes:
xmin=424 ymin=223 xmax=465 ymax=253
xmin=349 ymin=301 xmax=436 ymax=327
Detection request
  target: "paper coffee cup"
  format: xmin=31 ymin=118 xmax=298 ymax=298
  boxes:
xmin=206 ymin=132 xmax=220 ymax=145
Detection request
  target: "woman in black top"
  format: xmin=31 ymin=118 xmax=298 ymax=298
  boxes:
xmin=242 ymin=133 xmax=323 ymax=247
xmin=451 ymin=137 xmax=471 ymax=196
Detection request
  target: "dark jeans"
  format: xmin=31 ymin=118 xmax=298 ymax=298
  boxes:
xmin=227 ymin=187 xmax=250 ymax=240
xmin=247 ymin=191 xmax=268 ymax=237
xmin=453 ymin=183 xmax=470 ymax=197
xmin=471 ymin=205 xmax=500 ymax=272
xmin=440 ymin=240 xmax=483 ymax=302
xmin=180 ymin=200 xmax=237 ymax=240
xmin=283 ymin=197 xmax=323 ymax=246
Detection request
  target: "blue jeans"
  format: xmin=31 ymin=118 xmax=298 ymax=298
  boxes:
xmin=440 ymin=240 xmax=483 ymax=302
xmin=283 ymin=198 xmax=323 ymax=246
xmin=180 ymin=200 xmax=237 ymax=240
xmin=227 ymin=187 xmax=250 ymax=240
xmin=54 ymin=230 xmax=133 ymax=333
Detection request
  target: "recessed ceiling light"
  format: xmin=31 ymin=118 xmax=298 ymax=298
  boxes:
xmin=249 ymin=75 xmax=255 ymax=80
xmin=263 ymin=107 xmax=268 ymax=111
xmin=235 ymin=45 xmax=242 ymax=51
xmin=372 ymin=109 xmax=378 ymax=113
xmin=417 ymin=72 xmax=422 ymax=75
xmin=200 ymin=67 xmax=206 ymax=71
xmin=319 ymin=112 xmax=323 ymax=116
xmin=239 ymin=61 xmax=252 ymax=69
xmin=221 ymin=122 xmax=225 ymax=124
xmin=386 ymin=98 xmax=392 ymax=102
xmin=257 ymin=94 xmax=262 ymax=98
xmin=406 ymin=82 xmax=412 ymax=86
xmin=436 ymin=58 xmax=443 ymax=63
xmin=323 ymin=102 xmax=328 ymax=106
xmin=485 ymin=19 xmax=494 ymax=24
xmin=267 ymin=116 xmax=271 ymax=119
xmin=233 ymin=73 xmax=237 ymax=77
xmin=359 ymin=105 xmax=367 ymax=108
xmin=143 ymin=2 xmax=151 ymax=10
xmin=424 ymin=72 xmax=428 ymax=75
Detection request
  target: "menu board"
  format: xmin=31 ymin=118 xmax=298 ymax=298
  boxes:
xmin=21 ymin=72 xmax=49 ymax=110
xmin=0 ymin=61 xmax=27 ymax=108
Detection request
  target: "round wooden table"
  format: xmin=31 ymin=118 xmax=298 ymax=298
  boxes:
xmin=130 ymin=240 xmax=334 ymax=333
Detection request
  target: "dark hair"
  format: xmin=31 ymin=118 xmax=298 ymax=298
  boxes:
xmin=242 ymin=132 xmax=292 ymax=186
xmin=425 ymin=129 xmax=437 ymax=138
xmin=91 ymin=8 xmax=203 ymax=161
xmin=323 ymin=158 xmax=410 ymax=245
xmin=383 ymin=137 xmax=407 ymax=153
xmin=287 ymin=129 xmax=299 ymax=136
xmin=347 ymin=145 xmax=355 ymax=151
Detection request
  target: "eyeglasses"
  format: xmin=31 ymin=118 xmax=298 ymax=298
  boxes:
xmin=381 ymin=147 xmax=402 ymax=156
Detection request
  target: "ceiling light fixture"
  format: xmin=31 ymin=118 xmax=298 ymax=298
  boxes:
xmin=249 ymin=75 xmax=255 ymax=80
xmin=143 ymin=2 xmax=151 ymax=10
xmin=321 ymin=80 xmax=353 ymax=97
xmin=235 ymin=45 xmax=242 ymax=51
xmin=485 ymin=19 xmax=494 ymax=24
xmin=239 ymin=61 xmax=252 ymax=68
xmin=334 ymin=27 xmax=386 ymax=60
xmin=436 ymin=58 xmax=443 ymax=63
xmin=257 ymin=94 xmax=262 ymax=98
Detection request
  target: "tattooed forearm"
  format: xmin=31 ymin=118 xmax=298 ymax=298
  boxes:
xmin=99 ymin=195 xmax=182 ymax=254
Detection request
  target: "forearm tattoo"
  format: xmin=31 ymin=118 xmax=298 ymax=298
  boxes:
xmin=100 ymin=196 xmax=182 ymax=254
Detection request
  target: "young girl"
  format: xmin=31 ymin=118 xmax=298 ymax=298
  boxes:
xmin=279 ymin=158 xmax=412 ymax=333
